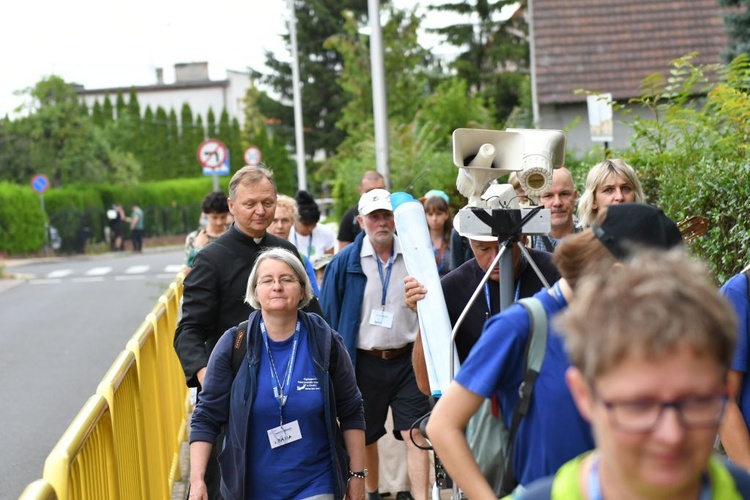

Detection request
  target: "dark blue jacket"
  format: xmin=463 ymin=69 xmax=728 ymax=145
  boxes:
xmin=190 ymin=310 xmax=365 ymax=500
xmin=320 ymin=232 xmax=368 ymax=364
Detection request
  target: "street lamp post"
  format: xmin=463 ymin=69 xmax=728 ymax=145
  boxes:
xmin=367 ymin=0 xmax=390 ymax=189
xmin=287 ymin=0 xmax=307 ymax=191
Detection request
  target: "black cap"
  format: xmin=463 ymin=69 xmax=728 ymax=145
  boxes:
xmin=592 ymin=203 xmax=683 ymax=260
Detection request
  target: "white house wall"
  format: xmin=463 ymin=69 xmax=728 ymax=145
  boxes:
xmin=78 ymin=71 xmax=251 ymax=127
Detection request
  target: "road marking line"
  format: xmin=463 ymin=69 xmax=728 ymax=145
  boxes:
xmin=115 ymin=275 xmax=146 ymax=281
xmin=157 ymin=274 xmax=178 ymax=279
xmin=124 ymin=265 xmax=150 ymax=274
xmin=47 ymin=269 xmax=73 ymax=278
xmin=73 ymin=277 xmax=105 ymax=283
xmin=164 ymin=265 xmax=183 ymax=273
xmin=86 ymin=267 xmax=112 ymax=276
xmin=30 ymin=279 xmax=62 ymax=285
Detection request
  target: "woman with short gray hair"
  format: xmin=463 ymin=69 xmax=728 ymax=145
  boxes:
xmin=190 ymin=247 xmax=365 ymax=500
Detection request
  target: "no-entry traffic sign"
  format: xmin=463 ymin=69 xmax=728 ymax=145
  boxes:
xmin=197 ymin=139 xmax=229 ymax=169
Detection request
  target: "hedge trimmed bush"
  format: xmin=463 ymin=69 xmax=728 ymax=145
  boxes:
xmin=0 ymin=176 xmax=230 ymax=256
xmin=0 ymin=182 xmax=46 ymax=254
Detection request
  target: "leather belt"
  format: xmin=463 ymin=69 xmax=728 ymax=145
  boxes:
xmin=360 ymin=343 xmax=413 ymax=360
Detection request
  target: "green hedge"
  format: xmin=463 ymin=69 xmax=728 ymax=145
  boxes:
xmin=0 ymin=182 xmax=47 ymax=254
xmin=0 ymin=177 xmax=230 ymax=256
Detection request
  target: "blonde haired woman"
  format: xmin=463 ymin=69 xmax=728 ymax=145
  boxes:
xmin=577 ymin=159 xmax=645 ymax=228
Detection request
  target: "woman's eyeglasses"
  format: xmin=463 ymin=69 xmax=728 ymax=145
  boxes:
xmin=257 ymin=275 xmax=299 ymax=288
xmin=595 ymin=392 xmax=728 ymax=433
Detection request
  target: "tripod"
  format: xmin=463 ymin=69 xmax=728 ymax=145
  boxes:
xmin=419 ymin=206 xmax=553 ymax=500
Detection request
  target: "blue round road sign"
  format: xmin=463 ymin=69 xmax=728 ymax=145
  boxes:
xmin=31 ymin=174 xmax=50 ymax=194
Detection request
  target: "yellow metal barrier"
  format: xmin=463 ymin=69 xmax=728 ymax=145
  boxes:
xmin=42 ymin=395 xmax=119 ymax=500
xmin=96 ymin=350 xmax=150 ymax=499
xmin=20 ymin=273 xmax=187 ymax=500
xmin=127 ymin=317 xmax=170 ymax=500
xmin=18 ymin=479 xmax=56 ymax=499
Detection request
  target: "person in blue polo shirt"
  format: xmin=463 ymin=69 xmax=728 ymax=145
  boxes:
xmin=427 ymin=203 xmax=683 ymax=497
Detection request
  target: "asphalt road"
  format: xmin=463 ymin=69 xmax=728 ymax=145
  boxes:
xmin=0 ymin=248 xmax=184 ymax=498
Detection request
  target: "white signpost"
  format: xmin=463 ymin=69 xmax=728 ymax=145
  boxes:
xmin=586 ymin=93 xmax=614 ymax=158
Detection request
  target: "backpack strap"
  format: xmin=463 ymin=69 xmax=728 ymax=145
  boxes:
xmin=231 ymin=320 xmax=249 ymax=377
xmin=501 ymin=297 xmax=549 ymax=495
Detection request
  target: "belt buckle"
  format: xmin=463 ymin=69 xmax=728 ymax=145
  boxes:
xmin=381 ymin=349 xmax=390 ymax=360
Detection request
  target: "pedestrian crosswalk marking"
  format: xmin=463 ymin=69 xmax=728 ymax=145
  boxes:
xmin=19 ymin=264 xmax=182 ymax=286
xmin=125 ymin=265 xmax=150 ymax=274
xmin=47 ymin=269 xmax=73 ymax=278
xmin=86 ymin=267 xmax=112 ymax=276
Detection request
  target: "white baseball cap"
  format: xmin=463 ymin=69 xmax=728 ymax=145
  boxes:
xmin=358 ymin=189 xmax=392 ymax=215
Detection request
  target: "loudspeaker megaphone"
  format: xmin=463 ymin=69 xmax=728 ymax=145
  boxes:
xmin=506 ymin=128 xmax=566 ymax=197
xmin=452 ymin=129 xmax=525 ymax=204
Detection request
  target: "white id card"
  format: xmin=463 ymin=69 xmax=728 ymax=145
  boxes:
xmin=369 ymin=309 xmax=394 ymax=328
xmin=267 ymin=420 xmax=302 ymax=449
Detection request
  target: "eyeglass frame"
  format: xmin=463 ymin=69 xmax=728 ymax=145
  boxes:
xmin=256 ymin=275 xmax=300 ymax=288
xmin=592 ymin=388 xmax=729 ymax=433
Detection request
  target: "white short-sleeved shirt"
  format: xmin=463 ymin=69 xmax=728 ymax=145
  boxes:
xmin=289 ymin=225 xmax=336 ymax=263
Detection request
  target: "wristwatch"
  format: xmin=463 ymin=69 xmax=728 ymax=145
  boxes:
xmin=348 ymin=469 xmax=368 ymax=479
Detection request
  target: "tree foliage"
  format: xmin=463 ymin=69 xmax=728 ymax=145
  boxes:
xmin=427 ymin=0 xmax=531 ymax=125
xmin=257 ymin=0 xmax=375 ymax=161
xmin=325 ymin=6 xmax=496 ymax=215
xmin=620 ymin=53 xmax=750 ymax=281
xmin=718 ymin=0 xmax=750 ymax=62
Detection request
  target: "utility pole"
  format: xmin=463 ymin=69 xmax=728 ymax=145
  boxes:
xmin=287 ymin=0 xmax=307 ymax=190
xmin=367 ymin=0 xmax=390 ymax=189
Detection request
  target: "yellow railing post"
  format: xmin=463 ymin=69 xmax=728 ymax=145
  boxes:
xmin=96 ymin=350 xmax=150 ymax=499
xmin=42 ymin=395 xmax=119 ymax=500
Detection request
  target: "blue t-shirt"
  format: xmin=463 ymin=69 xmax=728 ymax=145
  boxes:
xmin=721 ymin=272 xmax=750 ymax=426
xmin=455 ymin=287 xmax=595 ymax=486
xmin=246 ymin=323 xmax=334 ymax=499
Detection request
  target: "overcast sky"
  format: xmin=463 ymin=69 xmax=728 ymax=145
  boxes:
xmin=0 ymin=0 xmax=467 ymax=118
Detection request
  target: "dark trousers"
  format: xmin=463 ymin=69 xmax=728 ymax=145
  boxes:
xmin=131 ymin=229 xmax=144 ymax=252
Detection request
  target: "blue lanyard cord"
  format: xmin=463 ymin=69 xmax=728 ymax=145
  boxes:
xmin=588 ymin=455 xmax=711 ymax=500
xmin=260 ymin=319 xmax=301 ymax=425
xmin=483 ymin=279 xmax=521 ymax=318
xmin=294 ymin=229 xmax=313 ymax=257
xmin=376 ymin=249 xmax=395 ymax=308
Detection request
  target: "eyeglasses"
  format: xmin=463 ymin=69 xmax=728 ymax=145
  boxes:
xmin=257 ymin=275 xmax=299 ymax=288
xmin=596 ymin=392 xmax=728 ymax=433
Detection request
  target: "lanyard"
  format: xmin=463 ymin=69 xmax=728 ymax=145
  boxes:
xmin=376 ymin=249 xmax=395 ymax=308
xmin=588 ymin=455 xmax=711 ymax=500
xmin=483 ymin=279 xmax=521 ymax=319
xmin=260 ymin=319 xmax=301 ymax=426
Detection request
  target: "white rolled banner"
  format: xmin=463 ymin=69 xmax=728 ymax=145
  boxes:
xmin=392 ymin=192 xmax=458 ymax=396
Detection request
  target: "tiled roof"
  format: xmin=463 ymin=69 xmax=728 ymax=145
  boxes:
xmin=533 ymin=0 xmax=730 ymax=104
